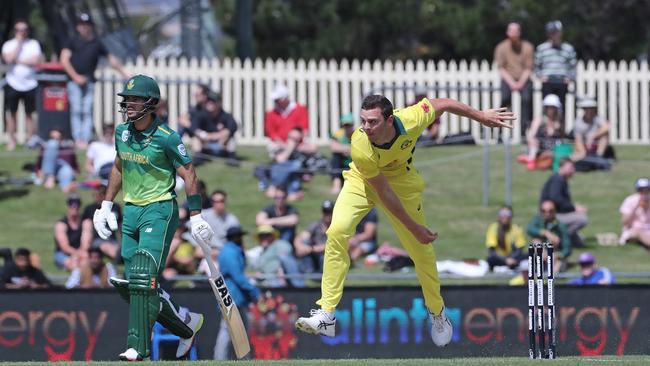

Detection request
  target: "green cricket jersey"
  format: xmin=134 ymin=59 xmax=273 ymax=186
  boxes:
xmin=115 ymin=116 xmax=191 ymax=205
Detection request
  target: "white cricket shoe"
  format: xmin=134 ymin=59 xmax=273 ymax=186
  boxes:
xmin=429 ymin=307 xmax=453 ymax=347
xmin=295 ymin=309 xmax=336 ymax=337
xmin=176 ymin=312 xmax=204 ymax=358
xmin=118 ymin=348 xmax=143 ymax=361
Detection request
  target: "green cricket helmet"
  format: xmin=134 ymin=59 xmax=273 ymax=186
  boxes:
xmin=118 ymin=74 xmax=160 ymax=99
xmin=117 ymin=74 xmax=160 ymax=122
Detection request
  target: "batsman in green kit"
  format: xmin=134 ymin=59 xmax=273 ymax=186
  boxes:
xmin=93 ymin=75 xmax=216 ymax=361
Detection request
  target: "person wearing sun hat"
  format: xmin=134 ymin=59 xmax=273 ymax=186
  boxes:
xmin=329 ymin=113 xmax=356 ymax=194
xmin=250 ymin=224 xmax=293 ymax=287
xmin=523 ymin=94 xmax=564 ymax=170
xmin=572 ymin=96 xmax=612 ymax=160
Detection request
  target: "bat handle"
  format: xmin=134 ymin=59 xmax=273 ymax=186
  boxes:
xmin=196 ymin=239 xmax=221 ymax=277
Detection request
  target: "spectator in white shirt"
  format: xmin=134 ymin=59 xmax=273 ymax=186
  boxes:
xmin=86 ymin=124 xmax=117 ymax=180
xmin=201 ymin=189 xmax=241 ymax=250
xmin=1 ymin=19 xmax=44 ymax=150
xmin=65 ymin=248 xmax=116 ymax=289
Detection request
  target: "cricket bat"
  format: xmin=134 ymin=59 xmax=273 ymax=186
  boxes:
xmin=196 ymin=239 xmax=250 ymax=359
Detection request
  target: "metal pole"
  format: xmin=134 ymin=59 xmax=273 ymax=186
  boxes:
xmin=482 ymin=127 xmax=490 ymax=207
xmin=504 ymin=136 xmax=512 ymax=206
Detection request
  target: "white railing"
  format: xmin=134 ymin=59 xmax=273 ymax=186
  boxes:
xmin=2 ymin=58 xmax=650 ymax=145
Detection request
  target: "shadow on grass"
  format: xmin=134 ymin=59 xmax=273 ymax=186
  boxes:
xmin=0 ymin=188 xmax=30 ymax=201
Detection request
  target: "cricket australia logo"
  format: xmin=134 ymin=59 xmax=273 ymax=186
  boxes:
xmin=127 ymin=79 xmax=135 ymax=90
xmin=400 ymin=139 xmax=413 ymax=150
xmin=177 ymin=144 xmax=187 ymax=156
xmin=121 ymin=130 xmax=130 ymax=142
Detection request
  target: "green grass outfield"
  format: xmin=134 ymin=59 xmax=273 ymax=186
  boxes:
xmin=0 ymin=144 xmax=648 ymax=281
xmin=2 ymin=356 xmax=649 ymax=366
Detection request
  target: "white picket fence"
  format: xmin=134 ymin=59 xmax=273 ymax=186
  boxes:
xmin=2 ymin=57 xmax=650 ymax=145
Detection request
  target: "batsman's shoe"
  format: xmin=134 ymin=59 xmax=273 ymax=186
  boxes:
xmin=118 ymin=348 xmax=143 ymax=361
xmin=429 ymin=307 xmax=453 ymax=347
xmin=176 ymin=312 xmax=204 ymax=359
xmin=295 ymin=309 xmax=336 ymax=337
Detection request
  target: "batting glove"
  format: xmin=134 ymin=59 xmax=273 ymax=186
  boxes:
xmin=93 ymin=201 xmax=118 ymax=240
xmin=190 ymin=214 xmax=214 ymax=247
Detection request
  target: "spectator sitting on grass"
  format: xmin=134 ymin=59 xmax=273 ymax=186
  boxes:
xmin=202 ymin=189 xmax=241 ymax=250
xmin=540 ymin=158 xmax=588 ymax=248
xmin=619 ymin=177 xmax=650 ymax=248
xmin=54 ymin=194 xmax=86 ymax=271
xmin=178 ymin=83 xmax=210 ymax=138
xmin=1 ymin=248 xmax=51 ymax=289
xmin=527 ymin=200 xmax=571 ymax=272
xmin=522 ymin=94 xmax=564 ymax=171
xmin=256 ymin=186 xmax=300 ymax=243
xmin=191 ymin=91 xmax=238 ymax=159
xmin=266 ymin=127 xmax=317 ymax=201
xmin=572 ymin=97 xmax=612 ymax=161
xmin=34 ymin=128 xmax=78 ymax=192
xmin=485 ymin=205 xmax=527 ymax=271
xmin=65 ymin=247 xmax=116 ymax=289
xmin=81 ymin=184 xmax=121 ymax=260
xmin=249 ymin=225 xmax=294 ymax=288
xmin=264 ymin=84 xmax=309 ymax=143
xmin=569 ymin=252 xmax=615 ymax=285
xmin=86 ymin=124 xmax=116 ymax=181
xmin=293 ymin=200 xmax=332 ymax=273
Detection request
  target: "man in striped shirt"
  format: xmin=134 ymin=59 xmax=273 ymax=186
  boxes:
xmin=535 ymin=21 xmax=577 ymax=112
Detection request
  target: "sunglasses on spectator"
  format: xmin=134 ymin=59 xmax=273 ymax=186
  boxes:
xmin=212 ymin=199 xmax=225 ymax=203
xmin=541 ymin=209 xmax=555 ymax=214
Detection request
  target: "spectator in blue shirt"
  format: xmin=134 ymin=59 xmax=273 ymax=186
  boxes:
xmin=569 ymin=252 xmax=615 ymax=285
xmin=214 ymin=226 xmax=260 ymax=359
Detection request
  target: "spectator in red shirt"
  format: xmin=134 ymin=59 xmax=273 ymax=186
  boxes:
xmin=264 ymin=84 xmax=309 ymax=142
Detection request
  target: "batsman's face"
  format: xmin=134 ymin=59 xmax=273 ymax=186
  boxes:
xmin=360 ymin=107 xmax=391 ymax=144
xmin=123 ymin=96 xmax=147 ymax=118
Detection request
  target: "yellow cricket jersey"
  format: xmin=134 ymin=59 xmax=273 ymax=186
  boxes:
xmin=485 ymin=223 xmax=527 ymax=256
xmin=350 ymin=98 xmax=437 ymax=178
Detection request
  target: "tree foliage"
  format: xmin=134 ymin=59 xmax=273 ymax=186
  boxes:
xmin=215 ymin=0 xmax=650 ymax=61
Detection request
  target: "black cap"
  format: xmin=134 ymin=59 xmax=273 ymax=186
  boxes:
xmin=207 ymin=91 xmax=222 ymax=103
xmin=226 ymin=226 xmax=248 ymax=239
xmin=77 ymin=13 xmax=93 ymax=24
xmin=321 ymin=200 xmax=334 ymax=212
xmin=67 ymin=194 xmax=82 ymax=207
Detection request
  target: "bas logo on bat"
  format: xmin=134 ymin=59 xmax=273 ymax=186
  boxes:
xmin=213 ymin=275 xmax=233 ymax=309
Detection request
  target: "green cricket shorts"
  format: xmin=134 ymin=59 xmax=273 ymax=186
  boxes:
xmin=121 ymin=199 xmax=179 ymax=270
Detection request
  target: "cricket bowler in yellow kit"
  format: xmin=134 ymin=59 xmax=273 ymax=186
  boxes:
xmin=296 ymin=94 xmax=514 ymax=346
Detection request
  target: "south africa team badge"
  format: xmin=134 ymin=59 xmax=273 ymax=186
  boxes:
xmin=122 ymin=130 xmax=130 ymax=142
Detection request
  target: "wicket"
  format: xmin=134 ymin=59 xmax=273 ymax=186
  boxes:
xmin=528 ymin=241 xmax=557 ymax=359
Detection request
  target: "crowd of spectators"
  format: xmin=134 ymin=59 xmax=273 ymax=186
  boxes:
xmin=0 ymin=15 xmax=642 ymax=296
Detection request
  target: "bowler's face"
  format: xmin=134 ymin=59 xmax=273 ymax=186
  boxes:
xmin=360 ymin=107 xmax=390 ymax=144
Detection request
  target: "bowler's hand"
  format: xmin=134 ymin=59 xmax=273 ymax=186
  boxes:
xmin=411 ymin=224 xmax=438 ymax=244
xmin=480 ymin=108 xmax=515 ymax=129
xmin=190 ymin=214 xmax=214 ymax=247
xmin=93 ymin=201 xmax=118 ymax=240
